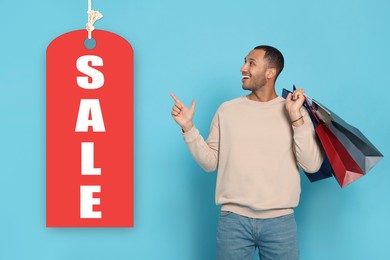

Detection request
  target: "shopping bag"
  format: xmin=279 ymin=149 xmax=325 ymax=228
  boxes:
xmin=312 ymin=99 xmax=383 ymax=174
xmin=300 ymin=96 xmax=365 ymax=187
xmin=282 ymin=88 xmax=333 ymax=182
xmin=315 ymin=122 xmax=364 ymax=187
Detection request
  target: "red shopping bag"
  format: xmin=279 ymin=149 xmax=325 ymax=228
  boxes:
xmin=316 ymin=121 xmax=364 ymax=187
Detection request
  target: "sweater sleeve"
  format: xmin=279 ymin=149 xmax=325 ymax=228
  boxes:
xmin=182 ymin=111 xmax=220 ymax=172
xmin=292 ymin=107 xmax=324 ymax=173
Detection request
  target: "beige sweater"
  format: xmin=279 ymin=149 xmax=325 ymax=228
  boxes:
xmin=183 ymin=96 xmax=324 ymax=218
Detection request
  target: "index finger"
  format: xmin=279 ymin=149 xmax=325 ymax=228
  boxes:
xmin=170 ymin=92 xmax=182 ymax=104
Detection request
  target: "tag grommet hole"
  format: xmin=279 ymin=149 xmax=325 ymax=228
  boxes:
xmin=84 ymin=38 xmax=96 ymax=50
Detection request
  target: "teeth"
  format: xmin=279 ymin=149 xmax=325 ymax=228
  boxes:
xmin=242 ymin=76 xmax=250 ymax=79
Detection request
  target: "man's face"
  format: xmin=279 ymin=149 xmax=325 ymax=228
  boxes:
xmin=240 ymin=49 xmax=268 ymax=91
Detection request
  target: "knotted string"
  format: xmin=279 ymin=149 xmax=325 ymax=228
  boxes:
xmin=86 ymin=0 xmax=103 ymax=39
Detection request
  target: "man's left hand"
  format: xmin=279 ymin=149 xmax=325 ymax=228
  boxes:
xmin=285 ymin=88 xmax=305 ymax=127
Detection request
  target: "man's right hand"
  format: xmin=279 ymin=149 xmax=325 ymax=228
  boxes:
xmin=170 ymin=92 xmax=196 ymax=132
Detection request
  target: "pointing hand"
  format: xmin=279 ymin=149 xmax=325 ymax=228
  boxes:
xmin=170 ymin=92 xmax=196 ymax=132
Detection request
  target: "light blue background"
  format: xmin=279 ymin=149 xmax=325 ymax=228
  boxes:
xmin=1 ymin=0 xmax=389 ymax=259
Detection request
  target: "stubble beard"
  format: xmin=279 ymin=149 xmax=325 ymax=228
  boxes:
xmin=242 ymin=77 xmax=267 ymax=92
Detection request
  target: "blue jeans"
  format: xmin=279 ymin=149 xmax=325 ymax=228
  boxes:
xmin=217 ymin=211 xmax=299 ymax=260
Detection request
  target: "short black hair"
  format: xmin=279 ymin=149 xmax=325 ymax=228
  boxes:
xmin=254 ymin=45 xmax=284 ymax=79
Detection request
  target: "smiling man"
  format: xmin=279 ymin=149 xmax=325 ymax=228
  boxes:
xmin=170 ymin=45 xmax=324 ymax=260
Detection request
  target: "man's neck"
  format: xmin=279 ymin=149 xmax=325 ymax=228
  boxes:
xmin=247 ymin=89 xmax=278 ymax=102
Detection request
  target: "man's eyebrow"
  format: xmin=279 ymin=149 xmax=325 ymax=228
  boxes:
xmin=244 ymin=57 xmax=257 ymax=62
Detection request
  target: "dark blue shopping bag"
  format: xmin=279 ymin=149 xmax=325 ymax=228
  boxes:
xmin=282 ymin=87 xmax=333 ymax=182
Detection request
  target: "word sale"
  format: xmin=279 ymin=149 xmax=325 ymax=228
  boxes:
xmin=75 ymin=55 xmax=105 ymax=219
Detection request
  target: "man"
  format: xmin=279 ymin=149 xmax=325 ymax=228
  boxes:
xmin=170 ymin=45 xmax=324 ymax=260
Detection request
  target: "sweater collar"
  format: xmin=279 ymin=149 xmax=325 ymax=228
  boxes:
xmin=241 ymin=96 xmax=284 ymax=106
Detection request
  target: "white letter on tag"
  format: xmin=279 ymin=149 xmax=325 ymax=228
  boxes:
xmin=76 ymin=55 xmax=104 ymax=89
xmin=80 ymin=185 xmax=102 ymax=219
xmin=81 ymin=142 xmax=101 ymax=175
xmin=75 ymin=99 xmax=106 ymax=132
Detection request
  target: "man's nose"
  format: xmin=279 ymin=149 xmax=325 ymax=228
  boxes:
xmin=240 ymin=64 xmax=247 ymax=73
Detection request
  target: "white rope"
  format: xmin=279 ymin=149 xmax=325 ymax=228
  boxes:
xmin=86 ymin=0 xmax=103 ymax=39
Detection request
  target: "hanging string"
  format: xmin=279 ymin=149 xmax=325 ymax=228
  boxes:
xmin=86 ymin=0 xmax=103 ymax=39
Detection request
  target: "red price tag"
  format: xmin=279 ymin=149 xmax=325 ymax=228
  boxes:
xmin=46 ymin=30 xmax=134 ymax=227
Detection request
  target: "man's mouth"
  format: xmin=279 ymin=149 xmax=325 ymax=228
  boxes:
xmin=242 ymin=75 xmax=250 ymax=82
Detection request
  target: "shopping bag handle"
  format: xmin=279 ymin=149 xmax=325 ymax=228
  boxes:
xmin=305 ymin=97 xmax=322 ymax=124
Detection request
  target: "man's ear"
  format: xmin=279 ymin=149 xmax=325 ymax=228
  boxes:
xmin=266 ymin=68 xmax=277 ymax=80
